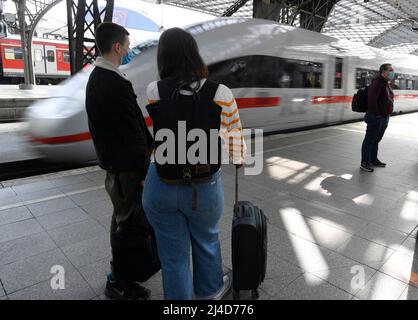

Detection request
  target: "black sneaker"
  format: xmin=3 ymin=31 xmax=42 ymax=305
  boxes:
xmin=360 ymin=163 xmax=374 ymax=172
xmin=104 ymin=273 xmax=151 ymax=300
xmin=371 ymin=159 xmax=386 ymax=167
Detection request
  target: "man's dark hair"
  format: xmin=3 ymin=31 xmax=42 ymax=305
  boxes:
xmin=95 ymin=22 xmax=129 ymax=55
xmin=379 ymin=63 xmax=392 ymax=74
xmin=157 ymin=27 xmax=208 ymax=87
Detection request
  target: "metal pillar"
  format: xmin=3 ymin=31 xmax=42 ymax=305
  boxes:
xmin=27 ymin=0 xmax=64 ymax=87
xmin=252 ymin=0 xmax=339 ymax=33
xmin=298 ymin=0 xmax=338 ymax=32
xmin=13 ymin=0 xmax=65 ymax=88
xmin=253 ymin=0 xmax=284 ymax=21
xmin=17 ymin=0 xmax=33 ymax=89
xmin=66 ymin=0 xmax=114 ymax=75
xmin=0 ymin=1 xmax=8 ymax=38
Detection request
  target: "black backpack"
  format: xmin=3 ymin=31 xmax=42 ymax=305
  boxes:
xmin=146 ymin=79 xmax=222 ymax=182
xmin=352 ymin=86 xmax=368 ymax=112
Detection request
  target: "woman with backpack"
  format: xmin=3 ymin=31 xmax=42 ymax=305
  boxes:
xmin=142 ymin=27 xmax=246 ymax=300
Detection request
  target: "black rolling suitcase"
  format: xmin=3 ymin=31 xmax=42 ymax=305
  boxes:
xmin=232 ymin=166 xmax=267 ymax=299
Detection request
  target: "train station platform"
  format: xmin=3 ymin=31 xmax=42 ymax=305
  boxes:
xmin=0 ymin=112 xmax=418 ymax=300
xmin=0 ymin=85 xmax=61 ymax=122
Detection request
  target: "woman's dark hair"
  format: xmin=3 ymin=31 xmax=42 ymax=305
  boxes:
xmin=157 ymin=27 xmax=208 ymax=87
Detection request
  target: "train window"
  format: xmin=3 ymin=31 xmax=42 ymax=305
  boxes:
xmin=14 ymin=48 xmax=23 ymax=60
xmin=34 ymin=49 xmax=43 ymax=62
xmin=406 ymin=79 xmax=414 ymax=90
xmin=208 ymin=55 xmax=323 ymax=89
xmin=63 ymin=52 xmax=70 ymax=63
xmin=356 ymin=69 xmax=418 ymax=90
xmin=334 ymin=58 xmax=343 ymax=89
xmin=392 ymin=73 xmax=418 ymax=90
xmin=4 ymin=48 xmax=14 ymax=60
xmin=47 ymin=50 xmax=55 ymax=62
xmin=4 ymin=47 xmax=23 ymax=60
xmin=355 ymin=68 xmax=377 ymax=89
xmin=131 ymin=39 xmax=158 ymax=57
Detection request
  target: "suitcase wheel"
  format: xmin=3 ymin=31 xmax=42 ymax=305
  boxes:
xmin=233 ymin=290 xmax=240 ymax=300
xmin=251 ymin=290 xmax=259 ymax=300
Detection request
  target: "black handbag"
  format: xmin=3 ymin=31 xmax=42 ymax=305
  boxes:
xmin=110 ymin=210 xmax=161 ymax=283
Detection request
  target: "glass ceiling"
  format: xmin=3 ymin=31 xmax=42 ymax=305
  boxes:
xmin=322 ymin=0 xmax=418 ymax=55
xmin=165 ymin=0 xmax=418 ymax=56
xmin=165 ymin=0 xmax=254 ymax=17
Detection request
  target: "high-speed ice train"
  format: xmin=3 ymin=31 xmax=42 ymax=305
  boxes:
xmin=25 ymin=17 xmax=418 ymax=163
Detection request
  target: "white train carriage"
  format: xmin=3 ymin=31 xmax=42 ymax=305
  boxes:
xmin=25 ymin=18 xmax=418 ymax=163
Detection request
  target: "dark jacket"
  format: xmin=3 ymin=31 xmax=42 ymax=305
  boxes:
xmin=85 ymin=66 xmax=153 ymax=178
xmin=367 ymin=75 xmax=394 ymax=116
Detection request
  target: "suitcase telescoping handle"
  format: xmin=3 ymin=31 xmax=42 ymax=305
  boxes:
xmin=235 ymin=165 xmax=239 ymax=207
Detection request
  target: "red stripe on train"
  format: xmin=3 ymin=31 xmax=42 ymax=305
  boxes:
xmin=312 ymin=94 xmax=418 ymax=104
xmin=33 ymin=92 xmax=418 ymax=145
xmin=30 ymin=132 xmax=92 ymax=144
xmin=312 ymin=96 xmax=352 ymax=104
xmin=236 ymin=97 xmax=280 ymax=109
xmin=394 ymin=94 xmax=418 ymax=100
xmin=145 ymin=116 xmax=153 ymax=127
xmin=29 ymin=97 xmax=281 ymax=145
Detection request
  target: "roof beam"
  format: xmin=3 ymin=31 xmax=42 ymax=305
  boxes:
xmin=298 ymin=0 xmax=339 ymax=32
xmin=367 ymin=19 xmax=405 ymax=46
xmin=222 ymin=0 xmax=250 ymax=16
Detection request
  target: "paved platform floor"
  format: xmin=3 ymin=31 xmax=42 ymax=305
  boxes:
xmin=1 ymin=112 xmax=418 ymax=300
xmin=0 ymin=85 xmax=61 ymax=100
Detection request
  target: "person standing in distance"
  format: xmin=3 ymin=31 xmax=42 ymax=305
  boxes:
xmin=360 ymin=63 xmax=394 ymax=172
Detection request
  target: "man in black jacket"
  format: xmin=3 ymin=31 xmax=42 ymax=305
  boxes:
xmin=86 ymin=22 xmax=154 ymax=300
xmin=360 ymin=63 xmax=394 ymax=173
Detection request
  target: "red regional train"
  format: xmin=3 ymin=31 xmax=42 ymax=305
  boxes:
xmin=0 ymin=34 xmax=71 ymax=84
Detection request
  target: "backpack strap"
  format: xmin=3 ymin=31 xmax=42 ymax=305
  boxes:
xmin=158 ymin=79 xmax=220 ymax=101
xmin=198 ymin=80 xmax=219 ymax=101
xmin=157 ymin=80 xmax=178 ymax=100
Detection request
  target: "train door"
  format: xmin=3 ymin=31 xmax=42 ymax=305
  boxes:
xmin=45 ymin=45 xmax=57 ymax=75
xmin=342 ymin=56 xmax=362 ymax=122
xmin=32 ymin=44 xmax=46 ymax=75
xmin=322 ymin=56 xmax=347 ymax=124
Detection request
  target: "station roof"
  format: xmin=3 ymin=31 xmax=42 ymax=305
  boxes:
xmin=164 ymin=0 xmax=418 ymax=56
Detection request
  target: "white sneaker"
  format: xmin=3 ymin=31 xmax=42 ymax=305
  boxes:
xmin=195 ymin=273 xmax=232 ymax=300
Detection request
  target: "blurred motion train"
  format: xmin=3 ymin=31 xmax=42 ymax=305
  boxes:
xmin=24 ymin=18 xmax=418 ymax=163
xmin=0 ymin=35 xmax=71 ymax=84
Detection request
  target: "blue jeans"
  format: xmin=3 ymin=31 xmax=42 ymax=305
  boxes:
xmin=361 ymin=113 xmax=389 ymax=164
xmin=142 ymin=163 xmax=224 ymax=300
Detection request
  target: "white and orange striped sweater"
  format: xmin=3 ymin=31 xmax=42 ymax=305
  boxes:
xmin=146 ymin=79 xmax=246 ymax=164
